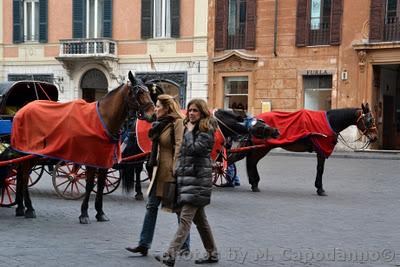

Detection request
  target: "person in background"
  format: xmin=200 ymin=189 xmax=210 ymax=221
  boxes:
xmin=155 ymin=99 xmax=219 ymax=266
xmin=125 ymin=94 xmax=190 ymax=256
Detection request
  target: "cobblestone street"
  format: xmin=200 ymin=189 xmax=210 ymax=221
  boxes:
xmin=1 ymin=153 xmax=400 ymax=267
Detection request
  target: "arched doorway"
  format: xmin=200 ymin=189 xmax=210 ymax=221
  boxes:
xmin=80 ymin=69 xmax=108 ymax=102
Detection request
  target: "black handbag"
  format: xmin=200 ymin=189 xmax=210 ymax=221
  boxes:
xmin=162 ymin=182 xmax=178 ymax=212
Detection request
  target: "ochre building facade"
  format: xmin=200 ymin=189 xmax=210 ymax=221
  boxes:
xmin=208 ymin=0 xmax=400 ymax=150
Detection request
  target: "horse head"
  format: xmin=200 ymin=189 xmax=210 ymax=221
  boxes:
xmin=127 ymin=71 xmax=155 ymax=122
xmin=213 ymin=109 xmax=280 ymax=140
xmin=248 ymin=118 xmax=280 ymax=139
xmin=357 ymin=103 xmax=378 ymax=143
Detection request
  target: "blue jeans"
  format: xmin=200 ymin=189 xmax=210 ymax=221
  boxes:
xmin=138 ymin=185 xmax=190 ymax=249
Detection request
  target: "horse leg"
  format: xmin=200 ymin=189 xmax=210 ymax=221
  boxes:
xmin=246 ymin=148 xmax=270 ymax=192
xmin=95 ymin=168 xmax=109 ymax=222
xmin=315 ymin=154 xmax=327 ymax=196
xmin=134 ymin=164 xmax=143 ymax=200
xmin=79 ymin=166 xmax=96 ymax=224
xmin=23 ymin=161 xmax=37 ymax=218
xmin=15 ymin=164 xmax=25 ymax=217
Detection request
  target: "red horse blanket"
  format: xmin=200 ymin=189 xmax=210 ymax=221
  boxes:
xmin=11 ymin=100 xmax=121 ymax=168
xmin=255 ymin=110 xmax=337 ymax=158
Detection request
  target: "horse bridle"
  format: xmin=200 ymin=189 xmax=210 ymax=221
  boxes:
xmin=338 ymin=109 xmax=377 ymax=150
xmin=126 ymin=81 xmax=154 ymax=121
xmin=356 ymin=109 xmax=377 ymax=136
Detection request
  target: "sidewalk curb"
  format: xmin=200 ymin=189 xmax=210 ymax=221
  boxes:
xmin=269 ymin=150 xmax=400 ymax=160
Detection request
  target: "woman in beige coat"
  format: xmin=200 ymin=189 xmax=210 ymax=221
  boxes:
xmin=126 ymin=94 xmax=190 ymax=256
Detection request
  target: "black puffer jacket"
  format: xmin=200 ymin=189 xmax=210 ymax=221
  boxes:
xmin=175 ymin=123 xmax=215 ymax=207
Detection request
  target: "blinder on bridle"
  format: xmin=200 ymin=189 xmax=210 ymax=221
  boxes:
xmin=356 ymin=104 xmax=378 ymax=143
xmin=248 ymin=118 xmax=280 ymax=139
xmin=126 ymin=81 xmax=155 ymax=121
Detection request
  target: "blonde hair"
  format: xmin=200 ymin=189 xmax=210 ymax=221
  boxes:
xmin=184 ymin=99 xmax=215 ymax=132
xmin=157 ymin=94 xmax=184 ymax=119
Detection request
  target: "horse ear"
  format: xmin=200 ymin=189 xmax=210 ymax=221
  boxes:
xmin=365 ymin=103 xmax=370 ymax=112
xmin=128 ymin=71 xmax=135 ymax=84
xmin=361 ymin=103 xmax=366 ymax=113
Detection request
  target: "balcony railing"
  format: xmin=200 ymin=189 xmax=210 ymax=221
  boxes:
xmin=308 ymin=20 xmax=330 ymax=46
xmin=227 ymin=23 xmax=246 ymax=49
xmin=58 ymin=38 xmax=117 ymax=58
xmin=384 ymin=16 xmax=400 ymax=41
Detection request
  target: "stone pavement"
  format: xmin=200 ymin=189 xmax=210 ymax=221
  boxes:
xmin=1 ymin=153 xmax=400 ymax=267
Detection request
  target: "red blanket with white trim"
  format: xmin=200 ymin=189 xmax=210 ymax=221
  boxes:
xmin=255 ymin=110 xmax=337 ymax=158
xmin=11 ymin=100 xmax=121 ymax=168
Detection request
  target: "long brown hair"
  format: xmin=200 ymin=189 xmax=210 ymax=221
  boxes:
xmin=157 ymin=94 xmax=184 ymax=119
xmin=184 ymin=99 xmax=215 ymax=132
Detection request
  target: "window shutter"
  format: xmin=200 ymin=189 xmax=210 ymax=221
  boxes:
xmin=329 ymin=0 xmax=343 ymax=45
xmin=141 ymin=0 xmax=153 ymax=39
xmin=73 ymin=0 xmax=86 ymax=38
xmin=245 ymin=0 xmax=257 ymax=50
xmin=215 ymin=0 xmax=227 ymax=51
xmin=103 ymin=0 xmax=112 ymax=38
xmin=295 ymin=0 xmax=308 ymax=47
xmin=13 ymin=0 xmax=22 ymax=43
xmin=39 ymin=0 xmax=48 ymax=43
xmin=369 ymin=0 xmax=385 ymax=42
xmin=170 ymin=0 xmax=180 ymax=38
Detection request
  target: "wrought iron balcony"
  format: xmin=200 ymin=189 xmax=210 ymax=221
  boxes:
xmin=58 ymin=38 xmax=117 ymax=58
xmin=384 ymin=16 xmax=400 ymax=41
xmin=308 ymin=20 xmax=330 ymax=46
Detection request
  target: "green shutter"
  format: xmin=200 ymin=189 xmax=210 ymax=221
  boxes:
xmin=170 ymin=0 xmax=180 ymax=38
xmin=39 ymin=0 xmax=48 ymax=43
xmin=13 ymin=0 xmax=23 ymax=43
xmin=141 ymin=0 xmax=153 ymax=39
xmin=73 ymin=0 xmax=86 ymax=38
xmin=103 ymin=0 xmax=112 ymax=37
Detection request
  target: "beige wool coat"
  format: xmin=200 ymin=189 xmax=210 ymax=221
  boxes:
xmin=150 ymin=118 xmax=184 ymax=198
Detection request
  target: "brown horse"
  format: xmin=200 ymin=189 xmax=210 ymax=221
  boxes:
xmin=4 ymin=71 xmax=155 ymax=223
xmin=244 ymin=104 xmax=378 ymax=195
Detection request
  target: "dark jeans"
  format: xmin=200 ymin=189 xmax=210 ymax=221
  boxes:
xmin=138 ymin=185 xmax=190 ymax=249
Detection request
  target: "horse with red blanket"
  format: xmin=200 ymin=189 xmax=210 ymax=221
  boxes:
xmin=243 ymin=104 xmax=378 ymax=195
xmin=0 ymin=71 xmax=155 ymax=223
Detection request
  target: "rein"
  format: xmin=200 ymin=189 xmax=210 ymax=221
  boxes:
xmin=337 ymin=111 xmax=375 ymax=150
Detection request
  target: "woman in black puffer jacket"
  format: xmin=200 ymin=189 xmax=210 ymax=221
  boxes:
xmin=155 ymin=99 xmax=219 ymax=267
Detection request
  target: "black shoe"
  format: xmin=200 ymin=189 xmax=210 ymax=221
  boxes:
xmin=195 ymin=255 xmax=219 ymax=264
xmin=155 ymin=254 xmax=175 ymax=267
xmin=125 ymin=245 xmax=148 ymax=256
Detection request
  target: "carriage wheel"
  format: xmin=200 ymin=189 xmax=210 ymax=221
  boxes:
xmin=93 ymin=168 xmax=121 ymax=195
xmin=28 ymin=165 xmax=45 ymax=187
xmin=0 ymin=167 xmax=17 ymax=207
xmin=52 ymin=162 xmax=87 ymax=200
xmin=212 ymin=161 xmax=233 ymax=187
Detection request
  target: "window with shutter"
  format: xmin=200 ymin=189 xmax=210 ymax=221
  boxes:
xmin=13 ymin=0 xmax=23 ymax=43
xmin=215 ymin=0 xmax=256 ymax=51
xmin=296 ymin=0 xmax=342 ymax=47
xmin=73 ymin=0 xmax=86 ymax=38
xmin=39 ymin=0 xmax=48 ymax=43
xmin=381 ymin=0 xmax=400 ymax=41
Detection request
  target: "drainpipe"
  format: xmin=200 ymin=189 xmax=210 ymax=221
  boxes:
xmin=273 ymin=0 xmax=278 ymax=57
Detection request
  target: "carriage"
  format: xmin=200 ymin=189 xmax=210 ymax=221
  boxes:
xmin=0 ymin=80 xmax=59 ymax=206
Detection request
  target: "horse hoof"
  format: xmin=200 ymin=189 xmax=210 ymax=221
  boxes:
xmin=317 ymin=190 xmax=327 ymax=196
xmin=25 ymin=210 xmax=36 ymax=218
xmin=135 ymin=194 xmax=144 ymax=201
xmin=79 ymin=215 xmax=91 ymax=224
xmin=15 ymin=208 xmax=25 ymax=217
xmin=96 ymin=213 xmax=109 ymax=222
xmin=251 ymin=187 xmax=260 ymax=192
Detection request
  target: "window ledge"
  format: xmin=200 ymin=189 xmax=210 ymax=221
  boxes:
xmin=213 ymin=50 xmax=258 ymax=63
xmin=353 ymin=41 xmax=400 ymax=50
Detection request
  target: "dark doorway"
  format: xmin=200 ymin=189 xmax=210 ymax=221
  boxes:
xmin=80 ymin=69 xmax=108 ymax=102
xmin=377 ymin=64 xmax=400 ymax=149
